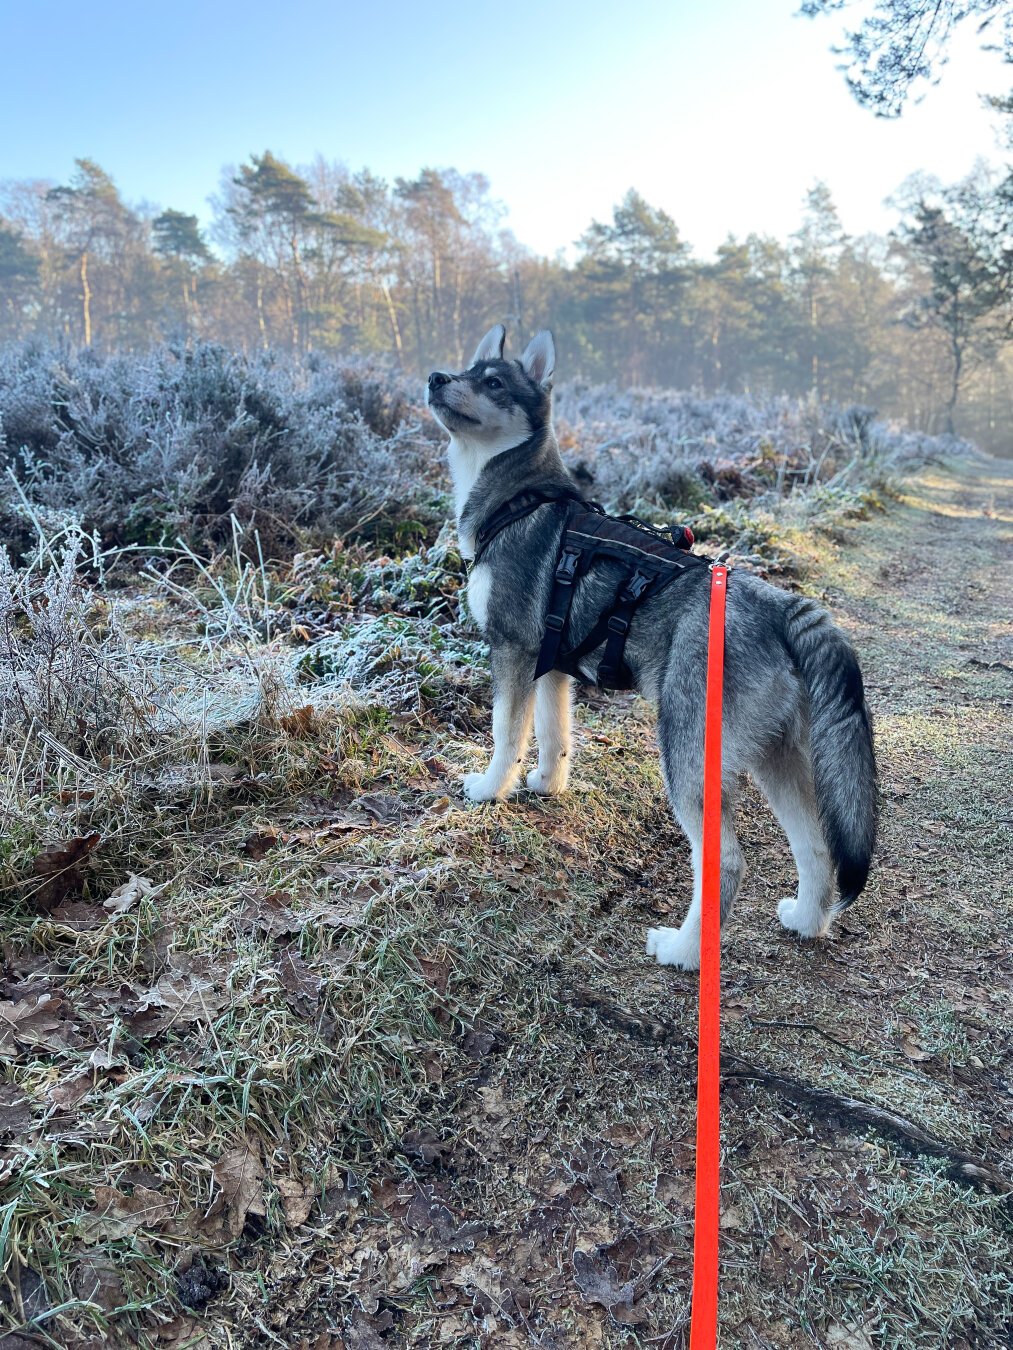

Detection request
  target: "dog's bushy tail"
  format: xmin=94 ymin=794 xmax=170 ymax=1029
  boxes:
xmin=783 ymin=596 xmax=877 ymax=906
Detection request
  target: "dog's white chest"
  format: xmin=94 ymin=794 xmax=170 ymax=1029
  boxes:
xmin=467 ymin=563 xmax=493 ymax=630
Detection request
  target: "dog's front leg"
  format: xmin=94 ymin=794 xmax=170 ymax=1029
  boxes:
xmin=463 ymin=647 xmax=536 ymax=802
xmin=526 ymin=670 xmax=573 ymax=795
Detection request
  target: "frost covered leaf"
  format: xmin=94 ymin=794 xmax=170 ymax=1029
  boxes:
xmin=49 ymin=1070 xmax=94 ymax=1111
xmin=103 ymin=873 xmax=156 ymax=915
xmin=400 ymin=1127 xmax=448 ymax=1165
xmin=352 ymin=792 xmax=405 ymax=825
xmin=205 ymin=1136 xmax=267 ymax=1239
xmin=571 ymin=1247 xmax=636 ymax=1310
xmin=83 ymin=1184 xmax=174 ymax=1241
xmin=826 ymin=1324 xmax=877 ymax=1349
xmin=0 ymin=994 xmax=81 ymax=1058
xmin=0 ymin=1083 xmax=34 ymax=1135
xmin=276 ymin=1175 xmax=315 ymax=1227
xmin=277 ymin=949 xmax=321 ymax=1005
xmin=135 ymin=972 xmax=227 ymax=1023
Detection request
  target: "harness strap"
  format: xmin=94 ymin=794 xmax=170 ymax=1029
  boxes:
xmin=533 ymin=545 xmax=583 ymax=680
xmin=473 ymin=486 xmax=586 ymax=565
xmin=595 ymin=567 xmax=654 ymax=688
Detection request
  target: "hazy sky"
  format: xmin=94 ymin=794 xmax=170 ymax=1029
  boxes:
xmin=3 ymin=0 xmax=1010 ymax=259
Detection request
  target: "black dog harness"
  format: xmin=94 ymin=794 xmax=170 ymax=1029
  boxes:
xmin=472 ymin=488 xmax=710 ymax=689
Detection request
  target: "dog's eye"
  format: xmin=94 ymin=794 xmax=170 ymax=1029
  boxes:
xmin=485 ymin=376 xmax=503 ymax=391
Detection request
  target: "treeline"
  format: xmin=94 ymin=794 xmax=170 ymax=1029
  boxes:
xmin=2 ymin=154 xmax=1013 ymax=450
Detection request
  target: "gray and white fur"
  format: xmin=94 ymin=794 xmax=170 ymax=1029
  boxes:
xmin=426 ymin=326 xmax=877 ymax=970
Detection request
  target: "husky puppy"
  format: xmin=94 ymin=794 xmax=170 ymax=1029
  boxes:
xmin=426 ymin=325 xmax=877 ymax=970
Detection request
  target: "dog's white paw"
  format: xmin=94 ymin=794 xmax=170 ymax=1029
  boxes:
xmin=777 ymin=897 xmax=827 ymax=939
xmin=462 ymin=771 xmax=506 ymax=803
xmin=526 ymin=766 xmax=568 ymax=796
xmin=646 ymin=925 xmax=700 ymax=971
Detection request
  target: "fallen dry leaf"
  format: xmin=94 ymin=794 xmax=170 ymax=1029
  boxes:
xmin=276 ymin=1175 xmax=314 ymax=1227
xmin=0 ymin=1083 xmax=34 ymax=1135
xmin=31 ymin=832 xmax=101 ymax=911
xmin=0 ymin=994 xmax=81 ymax=1058
xmin=49 ymin=1071 xmax=94 ymax=1111
xmin=135 ymin=972 xmax=227 ymax=1024
xmin=83 ymin=1184 xmax=173 ymax=1241
xmin=277 ymin=949 xmax=321 ymax=1005
xmin=204 ymin=1136 xmax=266 ymax=1240
xmin=572 ymin=1246 xmax=636 ymax=1311
xmin=280 ymin=704 xmax=317 ymax=737
xmin=72 ymin=1252 xmax=126 ymax=1313
xmin=351 ymin=792 xmax=405 ymax=825
xmin=103 ymin=874 xmax=156 ymax=916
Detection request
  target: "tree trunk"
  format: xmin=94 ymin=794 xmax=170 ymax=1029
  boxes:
xmin=380 ymin=282 xmax=404 ymax=366
xmin=256 ymin=270 xmax=268 ymax=349
xmin=80 ymin=250 xmax=92 ymax=347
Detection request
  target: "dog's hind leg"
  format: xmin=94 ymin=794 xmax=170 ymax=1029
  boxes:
xmin=526 ymin=671 xmax=573 ymax=796
xmin=753 ymin=749 xmax=836 ymax=939
xmin=646 ymin=730 xmax=745 ymax=971
xmin=463 ymin=646 xmax=536 ymax=802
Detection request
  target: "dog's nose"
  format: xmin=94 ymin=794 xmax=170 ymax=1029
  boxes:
xmin=428 ymin=371 xmax=451 ymax=392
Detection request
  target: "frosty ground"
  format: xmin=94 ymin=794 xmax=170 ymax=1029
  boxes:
xmin=0 ymin=347 xmax=1010 ymax=1348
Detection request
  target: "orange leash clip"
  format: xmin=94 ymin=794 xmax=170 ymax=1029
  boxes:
xmin=689 ymin=562 xmax=728 ymax=1349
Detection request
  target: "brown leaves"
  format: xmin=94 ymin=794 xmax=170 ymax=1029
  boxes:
xmin=572 ymin=1246 xmax=637 ymax=1311
xmin=0 ymin=994 xmax=81 ymax=1059
xmin=203 ymin=1136 xmax=267 ymax=1240
xmin=83 ymin=1185 xmax=174 ymax=1241
xmin=31 ymin=832 xmax=101 ymax=911
xmin=135 ymin=971 xmax=227 ymax=1024
xmin=405 ymin=1186 xmax=486 ymax=1251
xmin=279 ymin=704 xmax=317 ymax=737
xmin=239 ymin=886 xmax=374 ymax=938
xmin=0 ymin=1083 xmax=34 ymax=1136
xmin=276 ymin=1175 xmax=315 ymax=1227
xmin=242 ymin=794 xmax=414 ymax=860
xmin=277 ymin=950 xmax=322 ymax=1008
xmin=400 ymin=1126 xmax=449 ymax=1166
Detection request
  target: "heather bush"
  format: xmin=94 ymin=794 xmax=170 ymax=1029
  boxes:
xmin=552 ymin=382 xmax=975 ymax=511
xmin=0 ymin=342 xmax=974 ymax=564
xmin=0 ymin=342 xmax=443 ymax=556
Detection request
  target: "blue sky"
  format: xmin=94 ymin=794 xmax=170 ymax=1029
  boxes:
xmin=3 ymin=0 xmax=1009 ymax=258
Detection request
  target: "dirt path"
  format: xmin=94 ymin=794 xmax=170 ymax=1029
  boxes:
xmin=258 ymin=457 xmax=1013 ymax=1350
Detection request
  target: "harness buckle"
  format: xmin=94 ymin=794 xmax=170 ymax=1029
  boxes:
xmin=607 ymin=614 xmax=630 ymax=636
xmin=555 ymin=548 xmax=581 ymax=584
xmin=621 ymin=569 xmax=653 ymax=601
xmin=545 ymin=614 xmax=565 ymax=632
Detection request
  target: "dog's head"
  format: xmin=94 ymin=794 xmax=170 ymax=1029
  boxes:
xmin=425 ymin=326 xmax=555 ymax=451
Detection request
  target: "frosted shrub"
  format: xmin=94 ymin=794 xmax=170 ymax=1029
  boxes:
xmin=0 ymin=343 xmax=443 ymax=555
xmin=553 ymin=383 xmax=974 ymax=510
xmin=0 ymin=343 xmax=974 ymax=559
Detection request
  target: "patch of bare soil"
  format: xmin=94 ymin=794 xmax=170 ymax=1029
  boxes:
xmin=221 ymin=458 xmax=1012 ymax=1349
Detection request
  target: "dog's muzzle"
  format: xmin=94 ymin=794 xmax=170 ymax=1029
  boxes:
xmin=428 ymin=371 xmax=451 ymax=395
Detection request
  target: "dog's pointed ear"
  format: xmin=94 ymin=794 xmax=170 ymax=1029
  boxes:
xmin=470 ymin=324 xmax=506 ymax=365
xmin=520 ymin=330 xmax=555 ymax=387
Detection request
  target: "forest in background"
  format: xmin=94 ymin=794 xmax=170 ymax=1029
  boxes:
xmin=2 ymin=151 xmax=1013 ymax=452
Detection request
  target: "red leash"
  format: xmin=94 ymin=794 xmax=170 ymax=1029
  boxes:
xmin=689 ymin=562 xmax=728 ymax=1349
